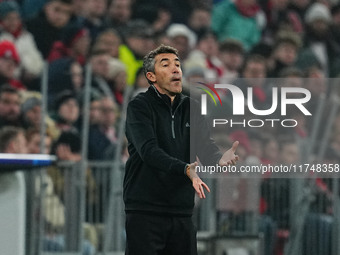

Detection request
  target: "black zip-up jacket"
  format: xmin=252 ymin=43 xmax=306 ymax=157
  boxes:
xmin=124 ymin=86 xmax=222 ymax=216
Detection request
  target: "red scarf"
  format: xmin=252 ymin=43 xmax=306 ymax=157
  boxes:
xmin=11 ymin=24 xmax=23 ymax=38
xmin=206 ymin=58 xmax=224 ymax=77
xmin=0 ymin=21 xmax=23 ymax=38
xmin=253 ymin=86 xmax=266 ymax=102
xmin=114 ymin=90 xmax=124 ymax=105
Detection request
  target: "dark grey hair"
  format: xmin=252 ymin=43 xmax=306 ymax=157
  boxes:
xmin=143 ymin=44 xmax=179 ymax=85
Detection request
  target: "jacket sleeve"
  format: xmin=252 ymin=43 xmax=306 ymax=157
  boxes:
xmin=17 ymin=32 xmax=44 ymax=76
xmin=191 ymin=99 xmax=223 ymax=166
xmin=126 ymin=97 xmax=187 ymax=176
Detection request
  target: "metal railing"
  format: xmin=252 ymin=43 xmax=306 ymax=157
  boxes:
xmin=25 ymin=160 xmax=125 ymax=255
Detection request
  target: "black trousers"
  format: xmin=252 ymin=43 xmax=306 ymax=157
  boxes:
xmin=125 ymin=213 xmax=198 ymax=255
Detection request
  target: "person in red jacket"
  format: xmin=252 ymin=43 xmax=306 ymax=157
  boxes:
xmin=0 ymin=40 xmax=25 ymax=90
xmin=48 ymin=21 xmax=91 ymax=65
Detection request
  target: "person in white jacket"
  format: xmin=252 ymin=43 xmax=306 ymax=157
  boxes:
xmin=0 ymin=1 xmax=44 ymax=84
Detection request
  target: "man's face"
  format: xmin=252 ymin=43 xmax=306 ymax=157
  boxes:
xmin=1 ymin=12 xmax=21 ymax=34
xmin=25 ymin=105 xmax=41 ymax=128
xmin=127 ymin=36 xmax=155 ymax=57
xmin=189 ymin=9 xmax=211 ymax=31
xmin=109 ymin=0 xmax=131 ymax=24
xmin=45 ymin=1 xmax=73 ymax=28
xmin=27 ymin=133 xmax=52 ymax=154
xmin=197 ymin=34 xmax=218 ymax=57
xmin=90 ymin=100 xmax=102 ymax=125
xmin=85 ymin=0 xmax=107 ymax=18
xmin=90 ymin=54 xmax=110 ymax=78
xmin=12 ymin=132 xmax=27 ymax=154
xmin=282 ymin=76 xmax=303 ymax=87
xmin=58 ymin=98 xmax=79 ymax=123
xmin=0 ymin=92 xmax=20 ymax=121
xmin=73 ymin=33 xmax=91 ymax=56
xmin=280 ymin=143 xmax=300 ymax=164
xmin=27 ymin=133 xmax=41 ymax=154
xmin=0 ymin=57 xmax=16 ymax=79
xmin=170 ymin=35 xmax=189 ymax=59
xmin=310 ymin=19 xmax=329 ymax=37
xmin=100 ymin=97 xmax=117 ymax=128
xmin=147 ymin=53 xmax=182 ymax=97
xmin=281 ymin=76 xmax=304 ymax=97
xmin=243 ymin=61 xmax=266 ymax=80
xmin=70 ymin=62 xmax=83 ymax=91
xmin=95 ymin=32 xmax=121 ymax=57
xmin=275 ymin=43 xmax=297 ymax=65
xmin=220 ymin=51 xmax=244 ymax=71
xmin=114 ymin=71 xmax=127 ymax=91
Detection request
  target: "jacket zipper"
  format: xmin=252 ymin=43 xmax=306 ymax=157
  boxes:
xmin=170 ymin=100 xmax=185 ymax=139
xmin=152 ymin=85 xmax=186 ymax=140
xmin=171 ymin=115 xmax=175 ymax=139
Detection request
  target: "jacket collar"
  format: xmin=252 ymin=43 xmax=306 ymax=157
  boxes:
xmin=149 ymin=85 xmax=186 ymax=109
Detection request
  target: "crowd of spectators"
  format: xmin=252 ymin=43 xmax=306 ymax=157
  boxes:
xmin=0 ymin=0 xmax=340 ymax=254
xmin=0 ymin=0 xmax=338 ymax=158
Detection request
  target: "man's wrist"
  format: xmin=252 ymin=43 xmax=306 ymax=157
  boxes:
xmin=186 ymin=164 xmax=200 ymax=181
xmin=185 ymin=164 xmax=191 ymax=179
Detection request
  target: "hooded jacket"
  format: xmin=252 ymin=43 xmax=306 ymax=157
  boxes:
xmin=124 ymin=85 xmax=222 ymax=216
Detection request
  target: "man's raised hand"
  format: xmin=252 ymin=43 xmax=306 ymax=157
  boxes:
xmin=219 ymin=141 xmax=239 ymax=166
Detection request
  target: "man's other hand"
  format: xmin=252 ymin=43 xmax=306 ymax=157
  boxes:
xmin=187 ymin=162 xmax=210 ymax=199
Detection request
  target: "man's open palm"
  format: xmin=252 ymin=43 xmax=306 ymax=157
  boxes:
xmin=219 ymin=141 xmax=239 ymax=166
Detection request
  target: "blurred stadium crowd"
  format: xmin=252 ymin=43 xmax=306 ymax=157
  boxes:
xmin=0 ymin=0 xmax=340 ymax=254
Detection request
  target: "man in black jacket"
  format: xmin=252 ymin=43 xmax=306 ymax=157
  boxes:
xmin=124 ymin=44 xmax=239 ymax=255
